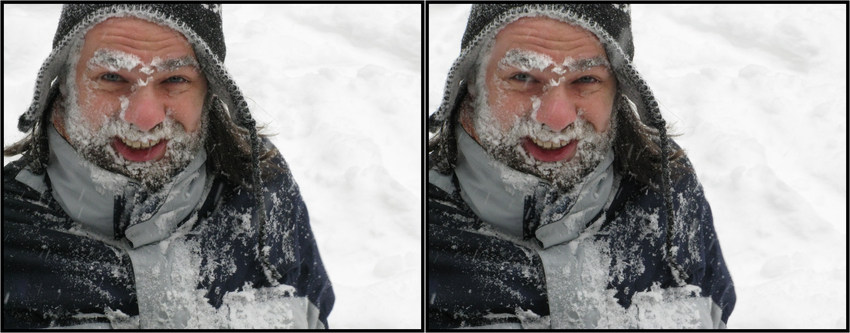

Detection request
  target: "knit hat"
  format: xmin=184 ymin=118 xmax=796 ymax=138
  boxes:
xmin=51 ymin=3 xmax=226 ymax=62
xmin=12 ymin=4 xmax=283 ymax=284
xmin=427 ymin=3 xmax=688 ymax=285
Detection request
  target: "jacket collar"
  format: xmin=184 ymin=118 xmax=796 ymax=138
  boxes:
xmin=453 ymin=125 xmax=617 ymax=247
xmin=45 ymin=123 xmax=209 ymax=248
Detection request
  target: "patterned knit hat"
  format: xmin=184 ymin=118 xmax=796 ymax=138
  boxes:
xmin=12 ymin=3 xmax=282 ymax=284
xmin=52 ymin=4 xmax=226 ymax=61
xmin=428 ymin=3 xmax=688 ymax=285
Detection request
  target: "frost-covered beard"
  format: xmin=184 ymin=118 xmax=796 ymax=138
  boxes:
xmin=61 ymin=78 xmax=208 ymax=192
xmin=469 ymin=74 xmax=616 ymax=194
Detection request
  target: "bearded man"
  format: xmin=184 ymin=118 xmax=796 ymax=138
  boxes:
xmin=428 ymin=4 xmax=735 ymax=329
xmin=3 ymin=4 xmax=332 ymax=329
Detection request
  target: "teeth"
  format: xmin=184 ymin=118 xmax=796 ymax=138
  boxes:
xmin=531 ymin=137 xmax=569 ymax=150
xmin=120 ymin=137 xmax=161 ymax=149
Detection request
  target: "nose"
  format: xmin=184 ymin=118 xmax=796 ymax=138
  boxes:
xmin=123 ymin=86 xmax=166 ymax=132
xmin=535 ymin=85 xmax=577 ymax=132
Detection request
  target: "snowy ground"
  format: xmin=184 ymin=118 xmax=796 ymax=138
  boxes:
xmin=3 ymin=4 xmax=421 ymax=329
xmin=429 ymin=4 xmax=846 ymax=329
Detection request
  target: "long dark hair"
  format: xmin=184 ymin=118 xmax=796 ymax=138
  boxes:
xmin=203 ymin=94 xmax=282 ymax=189
xmin=611 ymin=93 xmax=690 ymax=191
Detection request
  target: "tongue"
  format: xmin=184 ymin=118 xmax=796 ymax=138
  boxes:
xmin=112 ymin=138 xmax=168 ymax=162
xmin=522 ymin=138 xmax=578 ymax=162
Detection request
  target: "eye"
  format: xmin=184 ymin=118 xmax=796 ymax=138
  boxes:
xmin=164 ymin=76 xmax=189 ymax=84
xmin=100 ymin=73 xmax=125 ymax=82
xmin=575 ymin=76 xmax=600 ymax=84
xmin=510 ymin=73 xmax=536 ymax=83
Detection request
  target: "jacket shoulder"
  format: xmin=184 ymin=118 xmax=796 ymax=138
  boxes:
xmin=3 ymin=160 xmax=73 ymax=229
xmin=3 ymin=161 xmax=138 ymax=329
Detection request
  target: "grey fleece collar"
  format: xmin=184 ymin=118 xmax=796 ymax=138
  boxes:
xmin=534 ymin=148 xmax=615 ymax=248
xmin=46 ymin=124 xmax=209 ymax=248
xmin=455 ymin=127 xmax=536 ymax=237
xmin=454 ymin=126 xmax=616 ymax=247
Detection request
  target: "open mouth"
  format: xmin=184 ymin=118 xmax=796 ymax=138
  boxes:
xmin=112 ymin=136 xmax=168 ymax=162
xmin=120 ymin=137 xmax=161 ymax=149
xmin=522 ymin=136 xmax=578 ymax=162
xmin=530 ymin=137 xmax=570 ymax=149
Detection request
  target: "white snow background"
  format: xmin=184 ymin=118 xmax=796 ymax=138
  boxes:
xmin=3 ymin=4 xmax=421 ymax=329
xmin=428 ymin=4 xmax=846 ymax=329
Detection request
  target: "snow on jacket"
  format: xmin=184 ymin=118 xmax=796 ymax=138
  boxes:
xmin=3 ymin=4 xmax=333 ymax=329
xmin=427 ymin=145 xmax=735 ymax=328
xmin=2 ymin=138 xmax=334 ymax=329
xmin=427 ymin=3 xmax=735 ymax=329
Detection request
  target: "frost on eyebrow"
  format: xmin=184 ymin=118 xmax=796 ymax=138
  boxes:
xmin=87 ymin=49 xmax=198 ymax=73
xmin=88 ymin=49 xmax=142 ymax=72
xmin=498 ymin=49 xmax=555 ymax=72
xmin=151 ymin=56 xmax=199 ymax=72
xmin=559 ymin=56 xmax=611 ymax=73
xmin=496 ymin=48 xmax=611 ymax=76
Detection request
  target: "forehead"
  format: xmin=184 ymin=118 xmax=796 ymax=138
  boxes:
xmin=80 ymin=17 xmax=196 ymax=64
xmin=490 ymin=17 xmax=606 ymax=65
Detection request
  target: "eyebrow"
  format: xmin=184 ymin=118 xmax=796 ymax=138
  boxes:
xmin=498 ymin=49 xmax=553 ymax=72
xmin=88 ymin=49 xmax=141 ymax=72
xmin=87 ymin=49 xmax=199 ymax=72
xmin=497 ymin=48 xmax=610 ymax=73
xmin=562 ymin=56 xmax=610 ymax=73
xmin=151 ymin=56 xmax=199 ymax=72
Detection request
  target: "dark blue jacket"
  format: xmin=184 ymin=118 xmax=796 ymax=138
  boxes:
xmin=2 ymin=148 xmax=334 ymax=329
xmin=428 ymin=156 xmax=735 ymax=328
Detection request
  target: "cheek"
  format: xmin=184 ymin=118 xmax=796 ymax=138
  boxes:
xmin=584 ymin=97 xmax=614 ymax=133
xmin=582 ymin=81 xmax=617 ymax=133
xmin=76 ymin=84 xmax=119 ymax=129
xmin=171 ymin=93 xmax=206 ymax=133
xmin=486 ymin=79 xmax=528 ymax=131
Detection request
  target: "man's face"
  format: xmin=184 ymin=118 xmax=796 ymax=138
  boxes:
xmin=464 ymin=17 xmax=618 ymax=191
xmin=59 ymin=17 xmax=208 ymax=190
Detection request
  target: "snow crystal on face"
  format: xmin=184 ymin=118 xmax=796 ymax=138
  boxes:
xmin=62 ymin=85 xmax=208 ymax=191
xmin=118 ymin=96 xmax=129 ymax=114
xmin=88 ymin=48 xmax=142 ymax=72
xmin=58 ymin=39 xmax=209 ymax=191
xmin=140 ymin=65 xmax=154 ymax=75
xmin=498 ymin=48 xmax=553 ymax=72
xmin=529 ymin=96 xmax=542 ymax=119
xmin=471 ymin=76 xmax=616 ymax=192
xmin=498 ymin=49 xmax=610 ymax=79
xmin=136 ymin=77 xmax=152 ymax=87
xmin=560 ymin=56 xmax=610 ymax=74
xmin=150 ymin=56 xmax=199 ymax=72
xmin=465 ymin=39 xmax=619 ymax=193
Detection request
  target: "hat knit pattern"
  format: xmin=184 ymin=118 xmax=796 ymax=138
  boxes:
xmin=16 ymin=4 xmax=284 ymax=285
xmin=428 ymin=3 xmax=688 ymax=286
